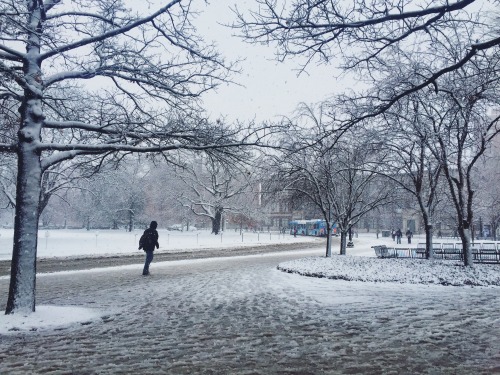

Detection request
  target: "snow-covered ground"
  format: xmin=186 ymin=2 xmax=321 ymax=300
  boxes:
xmin=0 ymin=228 xmax=319 ymax=334
xmin=2 ymin=227 xmax=477 ymax=260
xmin=0 ymin=230 xmax=499 ymax=374
xmin=279 ymin=256 xmax=500 ymax=286
xmin=0 ymin=228 xmax=315 ymax=261
xmin=0 ymin=247 xmax=499 ymax=373
xmin=277 ymin=233 xmax=500 ymax=287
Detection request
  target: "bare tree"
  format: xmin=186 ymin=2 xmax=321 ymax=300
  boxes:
xmin=96 ymin=162 xmax=148 ymax=232
xmin=268 ymin=103 xmax=393 ymax=256
xmin=234 ymin=0 xmax=500 ymax=123
xmin=415 ymin=68 xmax=500 ymax=266
xmin=177 ymin=154 xmax=255 ymax=235
xmin=378 ymin=99 xmax=446 ymax=259
xmin=137 ymin=160 xmax=195 ymax=227
xmin=474 ymin=139 xmax=500 ymax=240
xmin=236 ymin=2 xmax=500 ymax=265
xmin=0 ymin=1 xmax=264 ymax=314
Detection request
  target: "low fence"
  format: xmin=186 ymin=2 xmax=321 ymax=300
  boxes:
xmin=372 ymin=243 xmax=500 ymax=264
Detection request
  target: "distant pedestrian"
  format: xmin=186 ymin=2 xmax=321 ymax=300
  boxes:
xmin=406 ymin=229 xmax=412 ymax=244
xmin=395 ymin=228 xmax=402 ymax=244
xmin=293 ymin=227 xmax=297 ymax=237
xmin=139 ymin=220 xmax=159 ymax=276
xmin=391 ymin=229 xmax=395 ymax=241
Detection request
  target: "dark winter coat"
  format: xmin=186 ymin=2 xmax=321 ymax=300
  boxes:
xmin=139 ymin=228 xmax=159 ymax=251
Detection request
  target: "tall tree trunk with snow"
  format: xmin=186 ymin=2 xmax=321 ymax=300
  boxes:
xmin=6 ymin=3 xmax=44 ymax=314
xmin=458 ymin=221 xmax=474 ymax=267
xmin=441 ymin=152 xmax=476 ymax=267
xmin=7 ymin=141 xmax=43 ymax=314
xmin=325 ymin=222 xmax=332 ymax=257
xmin=339 ymin=230 xmax=348 ymax=255
xmin=211 ymin=207 xmax=223 ymax=235
xmin=424 ymin=223 xmax=434 ymax=259
xmin=419 ymin=204 xmax=434 ymax=259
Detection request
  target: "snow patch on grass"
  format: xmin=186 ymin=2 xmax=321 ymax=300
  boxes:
xmin=0 ymin=305 xmax=102 ymax=335
xmin=278 ymin=255 xmax=500 ymax=286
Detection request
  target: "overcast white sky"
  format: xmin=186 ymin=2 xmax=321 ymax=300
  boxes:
xmin=192 ymin=1 xmax=359 ymax=123
xmin=192 ymin=1 xmax=499 ymax=124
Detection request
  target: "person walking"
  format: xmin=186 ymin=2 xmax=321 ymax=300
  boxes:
xmin=139 ymin=220 xmax=159 ymax=276
xmin=395 ymin=228 xmax=402 ymax=244
xmin=406 ymin=229 xmax=413 ymax=244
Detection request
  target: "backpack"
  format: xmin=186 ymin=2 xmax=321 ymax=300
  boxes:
xmin=139 ymin=230 xmax=155 ymax=250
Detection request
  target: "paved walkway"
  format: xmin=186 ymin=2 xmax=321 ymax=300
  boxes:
xmin=1 ymin=249 xmax=499 ymax=374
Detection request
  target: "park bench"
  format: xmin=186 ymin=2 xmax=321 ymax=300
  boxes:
xmin=374 ymin=246 xmax=424 ymax=259
xmin=471 ymin=243 xmax=481 ymax=261
xmin=372 ymin=245 xmax=384 ymax=257
xmin=479 ymin=244 xmax=498 ymax=263
xmin=433 ymin=243 xmax=444 ymax=258
xmin=415 ymin=243 xmax=426 ymax=258
xmin=442 ymin=243 xmax=462 ymax=260
xmin=479 ymin=249 xmax=498 ymax=263
xmin=482 ymin=243 xmax=496 ymax=250
xmin=372 ymin=245 xmax=397 ymax=258
xmin=398 ymin=248 xmax=414 ymax=258
xmin=373 ymin=241 xmax=500 ymax=264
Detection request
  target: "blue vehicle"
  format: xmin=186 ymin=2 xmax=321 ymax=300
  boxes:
xmin=289 ymin=219 xmax=336 ymax=237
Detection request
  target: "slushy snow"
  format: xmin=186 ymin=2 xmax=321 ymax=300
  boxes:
xmin=1 ymin=229 xmax=499 ymax=336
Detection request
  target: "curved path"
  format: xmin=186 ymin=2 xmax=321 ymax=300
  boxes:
xmin=0 ymin=248 xmax=499 ymax=374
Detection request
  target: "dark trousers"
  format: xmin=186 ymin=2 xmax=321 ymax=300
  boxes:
xmin=143 ymin=250 xmax=154 ymax=275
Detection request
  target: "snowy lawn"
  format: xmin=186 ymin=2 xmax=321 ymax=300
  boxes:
xmin=278 ymin=255 xmax=500 ymax=286
xmin=0 ymin=228 xmax=316 ymax=261
xmin=1 ymin=249 xmax=498 ymax=374
xmin=1 ymin=231 xmax=499 ymax=336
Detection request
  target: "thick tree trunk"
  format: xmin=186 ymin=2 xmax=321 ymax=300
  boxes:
xmin=425 ymin=224 xmax=434 ymax=259
xmin=6 ymin=2 xmax=44 ymax=314
xmin=458 ymin=224 xmax=474 ymax=267
xmin=211 ymin=209 xmax=222 ymax=235
xmin=325 ymin=226 xmax=332 ymax=257
xmin=339 ymin=230 xmax=347 ymax=255
xmin=419 ymin=207 xmax=434 ymax=259
xmin=6 ymin=134 xmax=43 ymax=314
